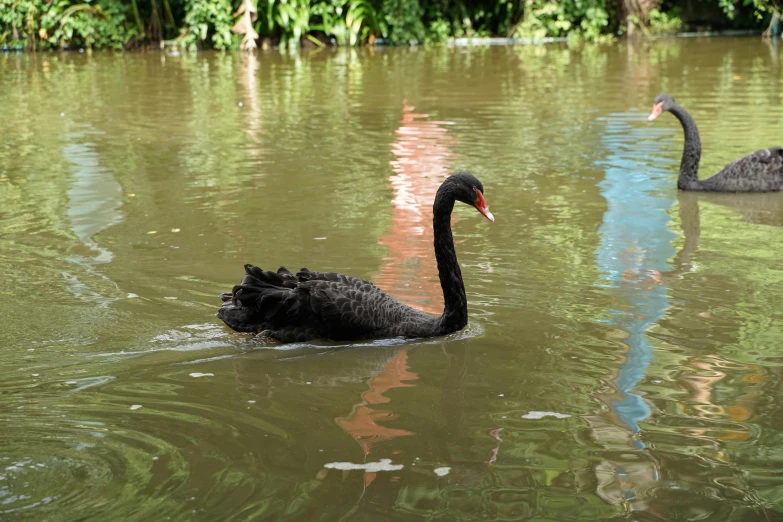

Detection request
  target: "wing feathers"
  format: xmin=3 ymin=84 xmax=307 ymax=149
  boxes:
xmin=218 ymin=263 xmax=432 ymax=340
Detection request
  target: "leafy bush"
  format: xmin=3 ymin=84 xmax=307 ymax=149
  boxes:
xmin=0 ymin=0 xmax=778 ymax=51
xmin=182 ymin=0 xmax=235 ymax=50
xmin=0 ymin=0 xmax=133 ymax=49
xmin=510 ymin=0 xmax=610 ymax=42
xmin=381 ymin=0 xmax=425 ymax=44
xmin=648 ymin=8 xmax=683 ymax=33
xmin=720 ymin=0 xmax=781 ymax=38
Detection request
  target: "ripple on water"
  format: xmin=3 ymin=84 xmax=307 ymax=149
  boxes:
xmin=0 ymin=371 xmax=300 ymax=520
xmin=0 ymin=408 xmax=187 ymax=520
xmin=87 ymin=323 xmax=237 ymax=362
xmin=254 ymin=321 xmax=487 ymax=352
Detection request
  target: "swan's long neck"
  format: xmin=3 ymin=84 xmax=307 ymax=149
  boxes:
xmin=670 ymin=102 xmax=702 ymax=189
xmin=432 ymin=186 xmax=468 ymax=333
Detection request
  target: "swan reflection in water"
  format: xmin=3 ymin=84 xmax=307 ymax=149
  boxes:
xmin=669 ymin=192 xmax=778 ymax=445
xmin=678 ymin=190 xmax=783 ymax=227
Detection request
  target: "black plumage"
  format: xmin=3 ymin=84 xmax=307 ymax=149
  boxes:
xmin=217 ymin=172 xmax=494 ymax=342
xmin=648 ymin=93 xmax=783 ymax=192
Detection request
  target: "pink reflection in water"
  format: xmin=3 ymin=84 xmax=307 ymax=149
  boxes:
xmin=376 ymin=103 xmax=458 ymax=314
xmin=334 ymin=104 xmax=456 ymax=487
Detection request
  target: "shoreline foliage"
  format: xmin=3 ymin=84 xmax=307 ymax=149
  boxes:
xmin=0 ymin=0 xmax=779 ymax=51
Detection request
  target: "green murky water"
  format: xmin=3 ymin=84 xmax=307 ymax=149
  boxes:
xmin=2 ymin=37 xmax=783 ymax=521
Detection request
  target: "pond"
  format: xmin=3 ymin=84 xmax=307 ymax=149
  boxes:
xmin=1 ymin=37 xmax=783 ymax=521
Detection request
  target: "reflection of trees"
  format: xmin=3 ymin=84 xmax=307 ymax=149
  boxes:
xmin=237 ymin=52 xmax=263 ymax=167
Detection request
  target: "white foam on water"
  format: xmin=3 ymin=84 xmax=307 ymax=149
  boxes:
xmin=323 ymin=459 xmax=403 ymax=472
xmin=521 ymin=411 xmax=571 ymax=419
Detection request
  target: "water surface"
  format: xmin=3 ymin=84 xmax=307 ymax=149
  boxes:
xmin=2 ymin=38 xmax=783 ymax=521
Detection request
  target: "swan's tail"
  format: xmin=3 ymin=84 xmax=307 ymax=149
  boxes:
xmin=217 ymin=264 xmax=296 ymax=332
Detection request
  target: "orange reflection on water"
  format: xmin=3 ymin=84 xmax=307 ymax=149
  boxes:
xmin=678 ymin=355 xmax=767 ymax=442
xmin=376 ymin=103 xmax=457 ymax=314
xmin=336 ymin=349 xmax=418 ymax=486
xmin=336 ymin=350 xmax=418 ymax=455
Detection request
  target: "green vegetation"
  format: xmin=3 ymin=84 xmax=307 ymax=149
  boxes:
xmin=0 ymin=0 xmax=779 ymax=51
xmin=720 ymin=0 xmax=782 ymax=37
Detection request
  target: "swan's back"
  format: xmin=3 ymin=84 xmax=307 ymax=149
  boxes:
xmin=218 ymin=265 xmax=437 ymax=342
xmin=703 ymin=147 xmax=783 ymax=192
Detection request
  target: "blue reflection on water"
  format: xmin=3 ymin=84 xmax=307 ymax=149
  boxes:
xmin=595 ymin=113 xmax=677 ymax=445
xmin=63 ymin=125 xmax=125 ymax=305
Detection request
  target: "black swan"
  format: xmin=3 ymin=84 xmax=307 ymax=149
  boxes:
xmin=217 ymin=172 xmax=494 ymax=342
xmin=648 ymin=93 xmax=783 ymax=192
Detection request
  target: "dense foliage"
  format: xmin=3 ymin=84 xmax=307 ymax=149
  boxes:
xmin=0 ymin=0 xmax=779 ymax=50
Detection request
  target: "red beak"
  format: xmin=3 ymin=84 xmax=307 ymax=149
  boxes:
xmin=648 ymin=101 xmax=664 ymax=121
xmin=473 ymin=189 xmax=494 ymax=222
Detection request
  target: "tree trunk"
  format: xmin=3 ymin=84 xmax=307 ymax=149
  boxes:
xmin=232 ymin=0 xmax=259 ymax=51
xmin=622 ymin=0 xmax=660 ymax=36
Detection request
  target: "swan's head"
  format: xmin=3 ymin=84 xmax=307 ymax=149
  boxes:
xmin=445 ymin=172 xmax=494 ymax=223
xmin=648 ymin=93 xmax=675 ymax=121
